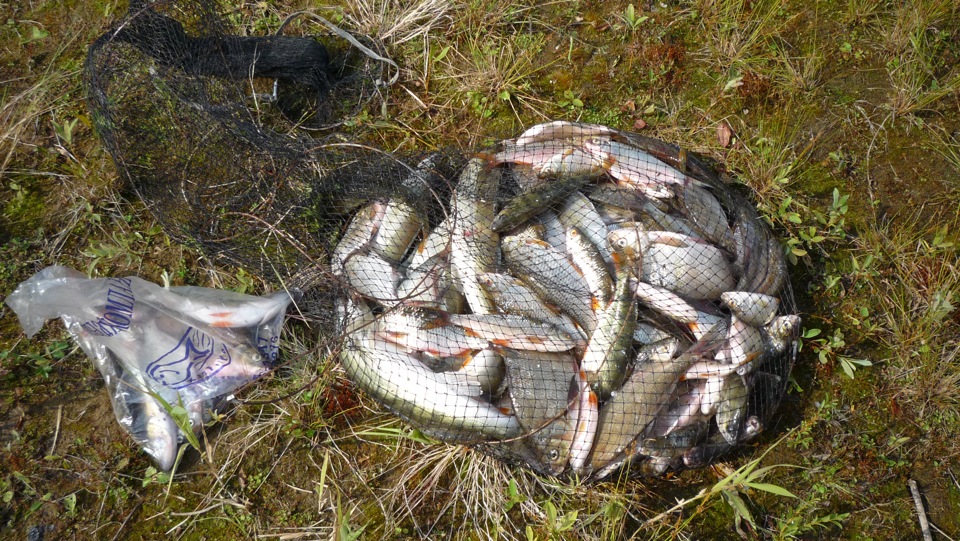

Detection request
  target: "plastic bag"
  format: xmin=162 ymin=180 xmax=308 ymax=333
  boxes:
xmin=5 ymin=265 xmax=295 ymax=471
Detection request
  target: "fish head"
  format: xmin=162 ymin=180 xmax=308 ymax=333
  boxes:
xmin=607 ymin=224 xmax=648 ymax=261
xmin=526 ymin=420 xmax=573 ymax=476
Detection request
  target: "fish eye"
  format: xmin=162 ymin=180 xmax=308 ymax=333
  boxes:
xmin=548 ymin=449 xmax=560 ymax=461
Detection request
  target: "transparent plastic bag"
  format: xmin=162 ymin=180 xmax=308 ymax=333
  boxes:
xmin=5 ymin=265 xmax=295 ymax=470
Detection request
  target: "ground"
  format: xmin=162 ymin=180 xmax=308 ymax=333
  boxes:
xmin=1 ymin=0 xmax=959 ymax=539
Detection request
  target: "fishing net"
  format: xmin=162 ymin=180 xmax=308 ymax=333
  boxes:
xmin=84 ymin=0 xmax=799 ymax=480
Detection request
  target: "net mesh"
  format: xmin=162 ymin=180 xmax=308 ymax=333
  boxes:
xmin=85 ymin=0 xmax=799 ymax=480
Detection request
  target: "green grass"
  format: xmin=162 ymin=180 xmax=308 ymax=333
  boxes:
xmin=1 ymin=0 xmax=959 ymax=539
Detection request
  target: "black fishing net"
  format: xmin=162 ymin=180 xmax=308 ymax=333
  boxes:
xmin=84 ymin=0 xmax=799 ymax=480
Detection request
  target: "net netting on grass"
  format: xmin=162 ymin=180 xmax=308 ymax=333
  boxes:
xmin=84 ymin=0 xmax=799 ymax=480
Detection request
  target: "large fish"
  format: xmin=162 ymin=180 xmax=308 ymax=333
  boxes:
xmin=448 ymin=313 xmax=579 ymax=352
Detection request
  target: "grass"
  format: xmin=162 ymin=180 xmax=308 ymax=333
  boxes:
xmin=1 ymin=0 xmax=959 ymax=539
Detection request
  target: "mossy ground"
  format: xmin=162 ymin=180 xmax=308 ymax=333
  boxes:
xmin=2 ymin=0 xmax=959 ymax=539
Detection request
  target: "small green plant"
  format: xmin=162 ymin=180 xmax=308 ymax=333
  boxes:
xmin=22 ymin=340 xmax=70 ymax=378
xmin=623 ymin=4 xmax=649 ymax=33
xmin=803 ymin=327 xmax=872 ymax=378
xmin=52 ymin=117 xmax=79 ymax=146
xmin=503 ymin=477 xmax=526 ymax=512
xmin=557 ymin=89 xmax=584 ymax=111
xmin=141 ymin=466 xmax=171 ymax=487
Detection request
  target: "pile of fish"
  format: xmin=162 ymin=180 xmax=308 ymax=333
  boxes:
xmin=332 ymin=122 xmax=799 ymax=479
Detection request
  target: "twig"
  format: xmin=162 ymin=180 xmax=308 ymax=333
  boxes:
xmin=110 ymin=500 xmax=143 ymax=541
xmin=49 ymin=405 xmax=63 ymax=456
xmin=930 ymin=522 xmax=958 ymax=541
xmin=907 ymin=479 xmax=933 ymax=541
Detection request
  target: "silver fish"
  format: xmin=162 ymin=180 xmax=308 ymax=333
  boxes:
xmin=492 ymin=175 xmax=588 ymax=233
xmin=404 ymin=216 xmax=452 ymax=272
xmin=715 ymin=316 xmax=765 ymax=366
xmin=566 ymin=226 xmax=614 ymax=309
xmin=720 ymin=291 xmax=780 ymax=327
xmin=501 ymin=236 xmax=597 ymax=335
xmin=374 ymin=307 xmax=488 ymax=358
xmin=581 ymin=138 xmax=690 ymax=198
xmin=493 ymin=142 xmax=610 ymax=179
xmin=342 ymin=251 xmax=401 ymax=306
xmin=676 ymin=183 xmax=735 ymax=252
xmin=513 ymin=121 xmax=618 ymax=147
xmin=476 ymin=272 xmax=586 ymax=344
xmin=558 ymin=192 xmax=615 ymax=270
xmin=610 ymin=227 xmax=735 ymax=300
xmin=450 ymin=158 xmax=500 ymax=314
xmin=171 ymin=288 xmax=293 ymax=329
xmin=579 ymin=268 xmax=636 ymax=399
xmin=568 ymin=369 xmax=599 ymax=474
xmin=630 ymin=280 xmax=725 ymax=339
xmin=715 ymin=374 xmax=750 ymax=444
xmin=340 ymin=334 xmax=521 ymax=441
xmin=332 ymin=202 xmax=386 ymax=275
xmin=118 ymin=368 xmax=179 ymax=472
xmin=499 ymin=347 xmax=578 ymax=475
xmin=587 ymin=352 xmax=696 ymax=477
xmin=448 ymin=313 xmax=579 ymax=352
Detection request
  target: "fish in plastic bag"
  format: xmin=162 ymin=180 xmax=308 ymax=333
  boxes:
xmin=4 ymin=265 xmax=295 ymax=471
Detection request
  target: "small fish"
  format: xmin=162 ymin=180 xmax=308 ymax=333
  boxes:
xmin=501 ymin=236 xmax=597 ymax=335
xmin=676 ymin=183 xmax=735 ymax=252
xmin=644 ymin=380 xmax=709 ymax=439
xmin=340 ymin=334 xmax=522 ymax=441
xmin=579 ymin=268 xmax=636 ymax=399
xmin=450 ymin=158 xmax=500 ymax=315
xmin=404 ymin=217 xmax=452 ymax=272
xmin=117 ymin=368 xmax=179 ymax=472
xmin=587 ymin=351 xmax=698 ymax=477
xmin=715 ymin=316 xmax=765 ymax=366
xmin=172 ymin=288 xmax=294 ymax=329
xmin=720 ymin=291 xmax=780 ymax=327
xmin=682 ymin=416 xmax=762 ymax=468
xmin=566 ymin=226 xmax=614 ymax=309
xmin=513 ymin=121 xmax=618 ymax=147
xmin=448 ymin=313 xmax=579 ymax=352
xmin=332 ymin=202 xmax=386 ymax=275
xmin=342 ymin=250 xmax=401 ymax=306
xmin=492 ymin=175 xmax=588 ymax=233
xmin=715 ymin=374 xmax=750 ymax=444
xmin=476 ymin=272 xmax=586 ymax=344
xmin=374 ymin=307 xmax=488 ymax=358
xmin=492 ymin=141 xmax=606 ymax=178
xmin=609 ymin=227 xmax=735 ymax=300
xmin=558 ymin=192 xmax=615 ymax=270
xmin=499 ymin=347 xmax=578 ymax=475
xmin=581 ymin=138 xmax=693 ymax=198
xmin=630 ymin=280 xmax=726 ymax=339
xmin=568 ymin=369 xmax=599 ymax=474
xmin=635 ymin=420 xmax=710 ymax=475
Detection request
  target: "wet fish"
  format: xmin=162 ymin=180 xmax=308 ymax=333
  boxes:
xmin=342 ymin=250 xmax=401 ymax=306
xmin=682 ymin=416 xmax=762 ymax=468
xmin=581 ymin=138 xmax=693 ymax=198
xmin=566 ymin=226 xmax=614 ymax=309
xmin=635 ymin=420 xmax=710 ymax=475
xmin=558 ymin=192 xmax=614 ymax=269
xmin=405 ymin=217 xmax=452 ymax=272
xmin=513 ymin=121 xmax=618 ymax=147
xmin=587 ymin=352 xmax=697 ymax=477
xmin=374 ymin=307 xmax=488 ymax=358
xmin=579 ymin=268 xmax=636 ymax=399
xmin=172 ymin=288 xmax=293 ymax=329
xmin=715 ymin=316 xmax=765 ymax=366
xmin=477 ymin=272 xmax=586 ymax=344
xmin=715 ymin=374 xmax=750 ymax=444
xmin=644 ymin=380 xmax=709 ymax=439
xmin=492 ymin=141 xmax=611 ymax=179
xmin=610 ymin=226 xmax=735 ymax=300
xmin=450 ymin=159 xmax=500 ymax=315
xmin=332 ymin=202 xmax=386 ymax=275
xmin=676 ymin=183 xmax=735 ymax=252
xmin=630 ymin=280 xmax=726 ymax=339
xmin=499 ymin=346 xmax=578 ymax=475
xmin=448 ymin=313 xmax=579 ymax=352
xmin=492 ymin=175 xmax=588 ymax=233
xmin=340 ymin=334 xmax=522 ymax=441
xmin=720 ymin=291 xmax=780 ymax=327
xmin=501 ymin=236 xmax=597 ymax=335
xmin=569 ymin=369 xmax=599 ymax=474
xmin=118 ymin=368 xmax=179 ymax=472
